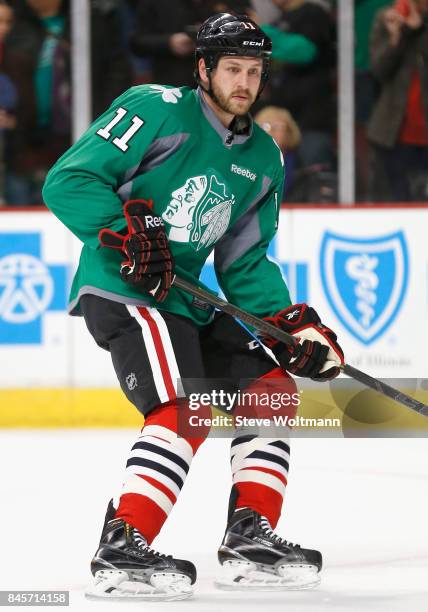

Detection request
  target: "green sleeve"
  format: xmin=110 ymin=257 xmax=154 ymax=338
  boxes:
xmin=42 ymin=86 xmax=168 ymax=249
xmin=214 ymin=170 xmax=292 ymax=319
xmin=262 ymin=24 xmax=318 ymax=63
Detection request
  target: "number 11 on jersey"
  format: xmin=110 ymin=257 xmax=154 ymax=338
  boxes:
xmin=96 ymin=107 xmax=145 ymax=152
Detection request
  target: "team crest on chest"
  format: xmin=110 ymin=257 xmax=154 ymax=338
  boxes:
xmin=162 ymin=175 xmax=235 ymax=251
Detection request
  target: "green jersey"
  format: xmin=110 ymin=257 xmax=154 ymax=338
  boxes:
xmin=43 ymin=85 xmax=292 ymax=325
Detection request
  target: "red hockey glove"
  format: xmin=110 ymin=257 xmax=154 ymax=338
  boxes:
xmin=264 ymin=304 xmax=344 ymax=381
xmin=99 ymin=199 xmax=174 ymax=303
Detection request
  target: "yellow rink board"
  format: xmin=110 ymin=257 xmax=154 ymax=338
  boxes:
xmin=0 ymin=389 xmax=141 ymax=428
xmin=1 ymin=388 xmax=428 ymax=433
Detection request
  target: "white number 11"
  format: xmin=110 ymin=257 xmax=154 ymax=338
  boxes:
xmin=96 ymin=107 xmax=144 ymax=152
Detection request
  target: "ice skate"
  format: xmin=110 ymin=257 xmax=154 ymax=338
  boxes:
xmin=85 ymin=502 xmax=196 ymax=601
xmin=215 ymin=507 xmax=322 ymax=591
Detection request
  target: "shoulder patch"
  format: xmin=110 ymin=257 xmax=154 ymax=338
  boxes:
xmin=149 ymin=85 xmax=183 ymax=104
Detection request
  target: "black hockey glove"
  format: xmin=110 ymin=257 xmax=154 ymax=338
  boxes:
xmin=263 ymin=304 xmax=344 ymax=381
xmin=99 ymin=199 xmax=174 ymax=303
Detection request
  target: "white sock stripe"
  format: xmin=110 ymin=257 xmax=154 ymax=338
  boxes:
xmin=233 ymin=469 xmax=286 ymax=496
xmin=231 ymin=443 xmax=290 ymax=471
xmin=128 ymin=447 xmax=189 ymax=483
xmin=138 ymin=434 xmax=194 ymax=466
xmin=231 ymin=458 xmax=289 ymax=478
xmin=127 ymin=305 xmax=169 ymax=404
xmin=232 ymin=436 xmax=290 ymax=450
xmin=147 ymin=308 xmax=183 ymax=397
xmin=140 ymin=427 xmax=194 ymax=462
xmin=140 ymin=425 xmax=176 ymax=443
xmin=124 ymin=465 xmax=181 ymax=499
xmin=231 ymin=437 xmax=290 ymax=469
xmin=121 ymin=473 xmax=173 ymax=515
xmin=265 ymin=443 xmax=291 ymax=463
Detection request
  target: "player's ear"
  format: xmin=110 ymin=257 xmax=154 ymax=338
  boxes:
xmin=198 ymin=58 xmax=208 ymax=85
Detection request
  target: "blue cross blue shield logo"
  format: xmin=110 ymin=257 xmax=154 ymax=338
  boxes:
xmin=0 ymin=233 xmax=68 ymax=344
xmin=320 ymin=231 xmax=408 ymax=345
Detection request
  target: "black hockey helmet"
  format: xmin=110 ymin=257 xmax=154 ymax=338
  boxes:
xmin=195 ymin=13 xmax=272 ymax=95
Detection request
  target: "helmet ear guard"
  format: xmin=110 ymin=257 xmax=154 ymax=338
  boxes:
xmin=194 ymin=13 xmax=272 ymax=99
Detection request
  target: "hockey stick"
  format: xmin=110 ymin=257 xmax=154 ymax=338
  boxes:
xmin=173 ymin=276 xmax=428 ymax=417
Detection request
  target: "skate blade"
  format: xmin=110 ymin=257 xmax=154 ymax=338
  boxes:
xmin=215 ymin=559 xmax=321 ymax=591
xmin=85 ymin=569 xmax=193 ymax=601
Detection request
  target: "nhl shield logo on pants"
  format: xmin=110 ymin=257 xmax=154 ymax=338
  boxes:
xmin=320 ymin=231 xmax=409 ymax=345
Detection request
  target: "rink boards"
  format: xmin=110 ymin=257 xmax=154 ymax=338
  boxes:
xmin=0 ymin=206 xmax=427 ymax=426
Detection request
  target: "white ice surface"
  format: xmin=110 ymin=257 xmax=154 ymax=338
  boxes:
xmin=0 ymin=430 xmax=427 ymax=611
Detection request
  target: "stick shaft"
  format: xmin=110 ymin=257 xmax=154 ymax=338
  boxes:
xmin=173 ymin=276 xmax=428 ymax=417
xmin=174 ymin=277 xmax=298 ymax=347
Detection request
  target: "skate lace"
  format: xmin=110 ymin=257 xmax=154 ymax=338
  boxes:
xmin=259 ymin=516 xmax=299 ymax=548
xmin=133 ymin=529 xmax=172 ymax=559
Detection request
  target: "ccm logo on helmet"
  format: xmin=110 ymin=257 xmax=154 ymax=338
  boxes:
xmin=243 ymin=40 xmax=264 ymax=47
xmin=145 ymin=215 xmax=164 ymax=228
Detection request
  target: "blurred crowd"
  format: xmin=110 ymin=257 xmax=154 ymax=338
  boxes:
xmin=0 ymin=0 xmax=427 ymax=205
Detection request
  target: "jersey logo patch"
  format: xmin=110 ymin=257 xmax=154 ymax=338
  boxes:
xmin=162 ymin=174 xmax=235 ymax=251
xmin=150 ymin=85 xmax=183 ymax=104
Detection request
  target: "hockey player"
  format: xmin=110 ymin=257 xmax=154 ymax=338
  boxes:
xmin=43 ymin=13 xmax=344 ymax=600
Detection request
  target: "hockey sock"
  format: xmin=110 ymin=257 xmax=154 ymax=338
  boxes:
xmin=231 ymin=435 xmax=290 ymax=527
xmin=230 ymin=368 xmax=295 ymax=527
xmin=115 ymin=400 xmax=206 ymax=543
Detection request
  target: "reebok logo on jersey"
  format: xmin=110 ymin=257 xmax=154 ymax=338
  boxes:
xmin=231 ymin=164 xmax=257 ymax=182
xmin=145 ymin=215 xmax=164 ymax=228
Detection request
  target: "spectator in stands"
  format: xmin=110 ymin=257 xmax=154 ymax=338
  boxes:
xmin=355 ymin=0 xmax=391 ymax=200
xmin=251 ymin=0 xmax=282 ymax=23
xmin=255 ymin=102 xmax=337 ymax=203
xmin=368 ymin=0 xmax=428 ymax=201
xmin=254 ymin=105 xmax=301 ymax=199
xmin=5 ymin=0 xmax=131 ymax=205
xmin=0 ymin=0 xmax=21 ymax=204
xmin=130 ymin=0 xmax=252 ymax=88
xmin=117 ymin=0 xmax=153 ymax=85
xmin=262 ymin=0 xmax=336 ymax=171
